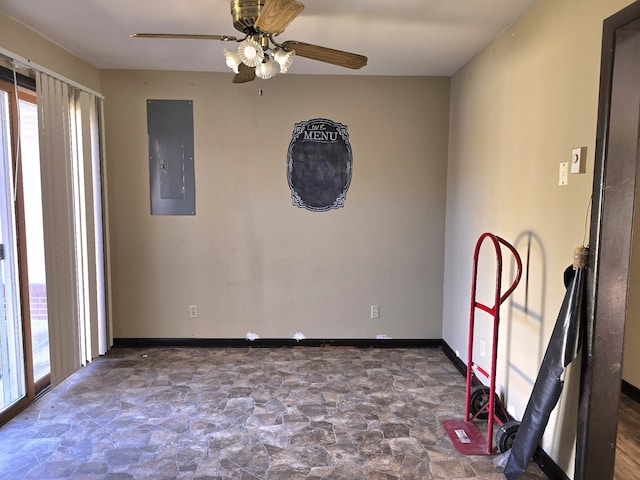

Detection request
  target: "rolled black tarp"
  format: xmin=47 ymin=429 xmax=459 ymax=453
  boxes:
xmin=503 ymin=264 xmax=585 ymax=479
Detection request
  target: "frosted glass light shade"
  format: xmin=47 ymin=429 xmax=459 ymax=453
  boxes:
xmin=255 ymin=57 xmax=278 ymax=79
xmin=272 ymin=48 xmax=295 ymax=73
xmin=224 ymin=49 xmax=242 ymax=74
xmin=238 ymin=38 xmax=264 ymax=67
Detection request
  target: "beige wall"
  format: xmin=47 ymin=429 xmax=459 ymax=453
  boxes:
xmin=443 ymin=0 xmax=634 ymax=475
xmin=0 ymin=13 xmax=100 ymax=91
xmin=100 ymin=71 xmax=450 ymax=340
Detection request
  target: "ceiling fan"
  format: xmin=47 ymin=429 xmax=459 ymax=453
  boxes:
xmin=131 ymin=0 xmax=368 ymax=83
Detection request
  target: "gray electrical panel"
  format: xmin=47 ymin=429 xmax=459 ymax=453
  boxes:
xmin=147 ymin=99 xmax=195 ymax=215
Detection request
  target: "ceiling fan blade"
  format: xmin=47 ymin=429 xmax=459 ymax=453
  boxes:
xmin=254 ymin=0 xmax=304 ymax=35
xmin=131 ymin=33 xmax=238 ymax=41
xmin=232 ymin=63 xmax=256 ymax=83
xmin=281 ymin=41 xmax=367 ymax=70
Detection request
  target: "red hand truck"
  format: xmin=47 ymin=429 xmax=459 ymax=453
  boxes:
xmin=443 ymin=232 xmax=523 ymax=455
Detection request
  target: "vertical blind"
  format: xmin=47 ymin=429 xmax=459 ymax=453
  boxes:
xmin=36 ymin=72 xmax=108 ymax=386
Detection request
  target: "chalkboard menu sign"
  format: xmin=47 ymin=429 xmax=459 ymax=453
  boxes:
xmin=287 ymin=118 xmax=353 ymax=212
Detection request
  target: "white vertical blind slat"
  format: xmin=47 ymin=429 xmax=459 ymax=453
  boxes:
xmin=78 ymin=91 xmax=98 ymax=363
xmin=71 ymin=90 xmax=89 ymax=366
xmin=96 ymin=98 xmax=112 ymax=352
xmin=88 ymin=96 xmax=107 ymax=356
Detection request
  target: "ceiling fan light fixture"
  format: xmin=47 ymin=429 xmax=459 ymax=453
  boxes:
xmin=255 ymin=56 xmax=278 ymax=79
xmin=224 ymin=48 xmax=242 ymax=73
xmin=237 ymin=37 xmax=264 ymax=67
xmin=272 ymin=47 xmax=295 ymax=73
xmin=134 ymin=0 xmax=367 ymax=84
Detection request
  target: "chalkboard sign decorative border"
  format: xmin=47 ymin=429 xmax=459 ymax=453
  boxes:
xmin=287 ymin=118 xmax=353 ymax=212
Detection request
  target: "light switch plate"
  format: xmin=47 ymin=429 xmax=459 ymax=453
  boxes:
xmin=559 ymin=162 xmax=569 ymax=186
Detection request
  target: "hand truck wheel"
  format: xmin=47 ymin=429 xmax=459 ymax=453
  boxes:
xmin=497 ymin=420 xmax=521 ymax=453
xmin=469 ymin=384 xmax=498 ymax=420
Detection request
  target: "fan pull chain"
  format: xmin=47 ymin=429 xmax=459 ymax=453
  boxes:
xmin=258 ymin=78 xmax=263 ymax=96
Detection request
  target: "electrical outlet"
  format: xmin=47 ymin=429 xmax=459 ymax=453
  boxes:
xmin=370 ymin=305 xmax=380 ymax=319
xmin=189 ymin=305 xmax=198 ymax=318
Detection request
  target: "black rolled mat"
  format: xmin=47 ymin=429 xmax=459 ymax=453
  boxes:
xmin=503 ymin=265 xmax=585 ymax=479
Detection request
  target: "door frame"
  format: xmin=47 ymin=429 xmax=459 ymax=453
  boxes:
xmin=577 ymin=1 xmax=640 ymax=478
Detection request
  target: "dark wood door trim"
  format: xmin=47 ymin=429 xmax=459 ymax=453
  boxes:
xmin=577 ymin=2 xmax=640 ymax=479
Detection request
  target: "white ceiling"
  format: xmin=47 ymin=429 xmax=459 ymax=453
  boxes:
xmin=0 ymin=0 xmax=536 ymax=76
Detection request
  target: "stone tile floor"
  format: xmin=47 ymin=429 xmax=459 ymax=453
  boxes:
xmin=0 ymin=347 xmax=547 ymax=479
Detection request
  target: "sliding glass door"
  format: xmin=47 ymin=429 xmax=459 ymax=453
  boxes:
xmin=0 ymin=76 xmax=51 ymax=423
xmin=0 ymin=87 xmax=26 ymax=413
